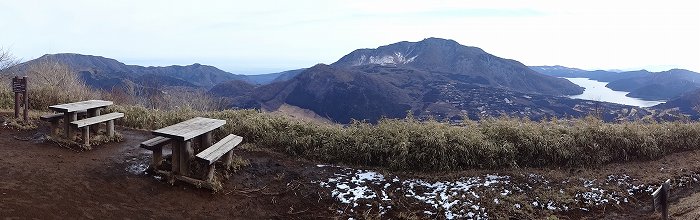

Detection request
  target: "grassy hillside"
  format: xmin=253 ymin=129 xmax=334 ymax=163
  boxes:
xmin=3 ymin=62 xmax=700 ymax=171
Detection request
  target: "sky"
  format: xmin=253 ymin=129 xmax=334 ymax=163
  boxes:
xmin=0 ymin=0 xmax=698 ymax=74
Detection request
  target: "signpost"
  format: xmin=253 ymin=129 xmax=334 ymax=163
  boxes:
xmin=652 ymin=179 xmax=671 ymax=220
xmin=12 ymin=76 xmax=28 ymax=122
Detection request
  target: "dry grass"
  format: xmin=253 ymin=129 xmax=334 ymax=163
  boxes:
xmin=105 ymin=105 xmax=700 ymax=171
xmin=106 ymin=86 xmax=223 ymax=112
xmin=24 ymin=61 xmax=100 ymax=109
xmin=3 ymin=56 xmax=700 ymax=171
xmin=2 ymin=117 xmax=38 ymax=130
xmin=0 ymin=60 xmax=99 ymax=110
xmin=228 ymin=155 xmax=250 ymax=171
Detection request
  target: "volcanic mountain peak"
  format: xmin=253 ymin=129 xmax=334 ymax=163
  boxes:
xmin=334 ymin=37 xmax=485 ymax=68
xmin=333 ymin=37 xmax=583 ymax=96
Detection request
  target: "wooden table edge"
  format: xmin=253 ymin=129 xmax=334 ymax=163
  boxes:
xmin=47 ymin=100 xmax=113 ymax=113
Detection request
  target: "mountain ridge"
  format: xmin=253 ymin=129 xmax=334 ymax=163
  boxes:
xmin=16 ymin=53 xmax=252 ymax=90
xmin=531 ymin=65 xmax=700 ymax=100
xmin=332 ymin=38 xmax=584 ymax=96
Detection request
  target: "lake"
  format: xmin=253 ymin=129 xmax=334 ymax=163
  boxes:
xmin=564 ymin=77 xmax=666 ymax=107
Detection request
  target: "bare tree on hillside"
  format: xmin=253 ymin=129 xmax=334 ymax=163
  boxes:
xmin=25 ymin=60 xmax=99 ymax=108
xmin=0 ymin=48 xmax=19 ymax=73
xmin=0 ymin=48 xmax=19 ymax=92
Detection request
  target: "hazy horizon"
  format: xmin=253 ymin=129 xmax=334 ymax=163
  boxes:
xmin=1 ymin=0 xmax=698 ymax=74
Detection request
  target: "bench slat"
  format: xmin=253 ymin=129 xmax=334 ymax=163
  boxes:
xmin=196 ymin=134 xmax=242 ymax=165
xmin=140 ymin=137 xmax=172 ymax=150
xmin=71 ymin=112 xmax=124 ymax=128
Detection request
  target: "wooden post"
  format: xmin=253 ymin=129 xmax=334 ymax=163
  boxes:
xmin=107 ymin=120 xmax=115 ymax=137
xmin=13 ymin=79 xmax=19 ymax=118
xmin=88 ymin=108 xmax=98 ymax=133
xmin=186 ymin=140 xmax=194 ymax=159
xmin=12 ymin=76 xmax=28 ymax=121
xmin=152 ymin=146 xmax=163 ymax=168
xmin=95 ymin=108 xmax=101 ymax=131
xmin=206 ymin=164 xmax=216 ymax=182
xmin=50 ymin=120 xmax=59 ymax=136
xmin=64 ymin=112 xmax=77 ymax=140
xmin=223 ymin=151 xmax=233 ymax=169
xmin=172 ymin=141 xmax=181 ymax=174
xmin=22 ymin=76 xmax=28 ymax=122
xmin=82 ymin=127 xmax=90 ymax=146
xmin=652 ymin=179 xmax=671 ymax=220
xmin=200 ymin=132 xmax=212 ymax=152
xmin=180 ymin=140 xmax=191 ymax=175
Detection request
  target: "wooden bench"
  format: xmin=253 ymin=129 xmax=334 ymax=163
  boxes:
xmin=49 ymin=100 xmax=113 ymax=139
xmin=140 ymin=136 xmax=172 ymax=168
xmin=196 ymin=134 xmax=243 ymax=182
xmin=70 ymin=112 xmax=124 ymax=146
xmin=40 ymin=110 xmax=88 ymax=135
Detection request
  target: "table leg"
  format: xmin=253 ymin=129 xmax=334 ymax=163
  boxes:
xmin=200 ymin=132 xmax=212 ymax=152
xmin=50 ymin=120 xmax=59 ymax=136
xmin=172 ymin=141 xmax=181 ymax=174
xmin=152 ymin=146 xmax=163 ymax=168
xmin=180 ymin=140 xmax=192 ymax=175
xmin=88 ymin=108 xmax=101 ymax=133
xmin=107 ymin=120 xmax=115 ymax=137
xmin=223 ymin=151 xmax=233 ymax=169
xmin=82 ymin=127 xmax=90 ymax=146
xmin=186 ymin=140 xmax=194 ymax=159
xmin=206 ymin=164 xmax=216 ymax=182
xmin=64 ymin=112 xmax=77 ymax=140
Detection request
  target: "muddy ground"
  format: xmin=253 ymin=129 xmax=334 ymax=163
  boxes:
xmin=2 ymin=116 xmax=700 ymax=219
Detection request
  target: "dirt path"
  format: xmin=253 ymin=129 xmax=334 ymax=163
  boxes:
xmin=0 ymin=123 xmax=337 ymax=219
xmin=3 ymin=117 xmax=700 ymax=219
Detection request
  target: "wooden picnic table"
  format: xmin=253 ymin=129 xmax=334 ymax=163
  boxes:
xmin=152 ymin=117 xmax=226 ymax=175
xmin=49 ymin=100 xmax=113 ymax=139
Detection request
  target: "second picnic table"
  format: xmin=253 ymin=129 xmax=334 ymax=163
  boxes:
xmin=152 ymin=117 xmax=226 ymax=175
xmin=48 ymin=100 xmax=113 ymax=138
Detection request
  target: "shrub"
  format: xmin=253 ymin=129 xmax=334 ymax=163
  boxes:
xmin=0 ymin=60 xmax=102 ymax=110
xmin=24 ymin=61 xmax=100 ymax=109
xmin=106 ymin=105 xmax=700 ymax=171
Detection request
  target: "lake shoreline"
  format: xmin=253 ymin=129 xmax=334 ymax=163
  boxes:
xmin=563 ymin=77 xmax=665 ymax=107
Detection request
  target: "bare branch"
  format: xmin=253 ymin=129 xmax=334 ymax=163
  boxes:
xmin=0 ymin=48 xmax=20 ymax=73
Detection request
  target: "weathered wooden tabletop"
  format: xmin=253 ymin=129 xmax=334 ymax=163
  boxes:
xmin=48 ymin=100 xmax=113 ymax=113
xmin=152 ymin=117 xmax=226 ymax=141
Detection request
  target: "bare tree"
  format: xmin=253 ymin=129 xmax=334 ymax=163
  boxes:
xmin=0 ymin=48 xmax=19 ymax=93
xmin=25 ymin=60 xmax=99 ymax=108
xmin=0 ymin=48 xmax=19 ymax=73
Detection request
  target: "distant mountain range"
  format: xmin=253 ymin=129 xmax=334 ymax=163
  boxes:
xmin=529 ymin=66 xmax=652 ymax=82
xmin=10 ymin=38 xmax=700 ymax=123
xmin=217 ymin=38 xmax=669 ymax=123
xmin=531 ymin=66 xmax=700 ymax=100
xmin=12 ymin=53 xmax=252 ymax=96
xmin=226 ymin=63 xmax=653 ymax=123
xmin=245 ymin=68 xmax=306 ymax=85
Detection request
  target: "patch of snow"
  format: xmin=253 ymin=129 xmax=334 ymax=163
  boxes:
xmin=315 ymin=168 xmax=511 ymax=219
xmin=355 ymin=52 xmax=419 ymax=66
xmin=125 ymin=158 xmax=148 ymax=175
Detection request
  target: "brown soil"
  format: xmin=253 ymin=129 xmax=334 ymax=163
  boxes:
xmin=0 ymin=118 xmax=338 ymax=219
xmin=3 ymin=115 xmax=700 ymax=219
